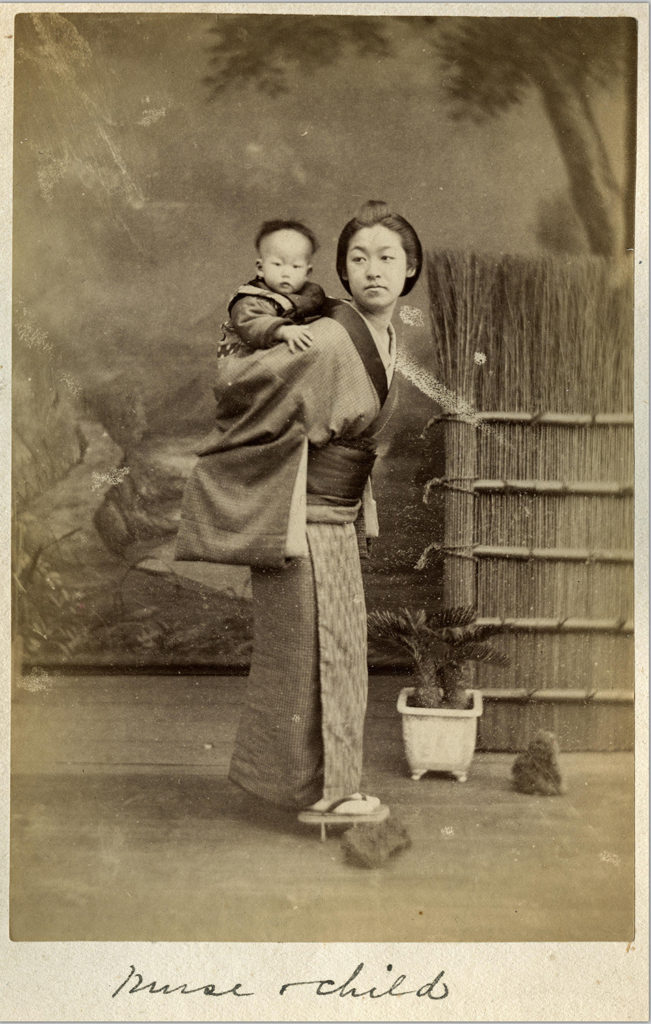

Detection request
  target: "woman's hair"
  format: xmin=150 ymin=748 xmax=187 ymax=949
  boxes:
xmin=336 ymin=200 xmax=423 ymax=297
xmin=255 ymin=219 xmax=319 ymax=256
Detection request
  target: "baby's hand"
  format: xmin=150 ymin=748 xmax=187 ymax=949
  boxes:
xmin=274 ymin=324 xmax=313 ymax=353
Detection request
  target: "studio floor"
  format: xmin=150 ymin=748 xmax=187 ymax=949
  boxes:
xmin=11 ymin=673 xmax=636 ymax=942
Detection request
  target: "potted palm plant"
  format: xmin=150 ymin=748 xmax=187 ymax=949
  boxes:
xmin=367 ymin=606 xmax=507 ymax=782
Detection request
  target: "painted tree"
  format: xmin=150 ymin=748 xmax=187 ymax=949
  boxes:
xmin=435 ymin=17 xmax=636 ymax=256
xmin=204 ymin=14 xmax=636 ymax=256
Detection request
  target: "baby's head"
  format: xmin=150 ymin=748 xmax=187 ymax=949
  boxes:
xmin=255 ymin=220 xmax=318 ymax=295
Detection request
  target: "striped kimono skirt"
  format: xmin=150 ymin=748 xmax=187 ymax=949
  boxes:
xmin=228 ymin=516 xmax=368 ymax=810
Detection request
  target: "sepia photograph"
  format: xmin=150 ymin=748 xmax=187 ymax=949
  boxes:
xmin=8 ymin=0 xmax=643 ymax=980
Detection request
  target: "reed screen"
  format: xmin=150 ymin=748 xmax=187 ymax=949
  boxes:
xmin=427 ymin=252 xmax=633 ymax=414
xmin=426 ymin=251 xmax=634 ymax=710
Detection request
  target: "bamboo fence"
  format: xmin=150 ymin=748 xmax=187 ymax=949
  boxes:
xmin=425 ymin=251 xmax=634 ymax=750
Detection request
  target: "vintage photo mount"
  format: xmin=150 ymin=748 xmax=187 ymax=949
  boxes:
xmin=1 ymin=1 xmax=648 ymax=1021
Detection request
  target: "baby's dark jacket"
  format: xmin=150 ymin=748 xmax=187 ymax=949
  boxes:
xmin=228 ymin=278 xmax=326 ymax=349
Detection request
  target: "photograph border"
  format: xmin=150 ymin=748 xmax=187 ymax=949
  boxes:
xmin=2 ymin=2 xmax=648 ymax=1020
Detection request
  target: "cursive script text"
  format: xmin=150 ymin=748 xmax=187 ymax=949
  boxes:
xmin=112 ymin=961 xmax=449 ymax=1002
xmin=112 ymin=965 xmax=253 ymax=998
xmin=279 ymin=961 xmax=448 ymax=999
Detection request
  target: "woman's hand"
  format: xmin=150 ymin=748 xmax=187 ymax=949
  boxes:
xmin=274 ymin=324 xmax=314 ymax=353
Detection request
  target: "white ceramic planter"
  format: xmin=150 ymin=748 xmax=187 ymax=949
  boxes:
xmin=397 ymin=687 xmax=483 ymax=782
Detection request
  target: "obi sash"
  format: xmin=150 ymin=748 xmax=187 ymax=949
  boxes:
xmin=307 ymin=444 xmax=376 ymax=502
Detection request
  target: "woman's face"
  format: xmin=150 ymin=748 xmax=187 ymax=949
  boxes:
xmin=344 ymin=225 xmax=415 ymax=316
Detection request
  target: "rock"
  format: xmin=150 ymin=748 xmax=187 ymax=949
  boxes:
xmin=135 ymin=557 xmax=172 ymax=575
xmin=13 ymin=375 xmax=86 ymax=512
xmin=341 ymin=817 xmax=412 ymax=869
xmin=92 ymin=443 xmax=189 ymax=556
xmin=512 ymin=730 xmax=565 ymax=796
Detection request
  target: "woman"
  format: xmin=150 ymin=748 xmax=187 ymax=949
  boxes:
xmin=175 ymin=200 xmax=423 ymax=826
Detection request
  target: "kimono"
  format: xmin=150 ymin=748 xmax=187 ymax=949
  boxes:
xmin=175 ymin=299 xmax=397 ymax=809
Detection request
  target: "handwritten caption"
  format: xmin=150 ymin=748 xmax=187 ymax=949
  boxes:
xmin=113 ymin=962 xmax=449 ymax=1002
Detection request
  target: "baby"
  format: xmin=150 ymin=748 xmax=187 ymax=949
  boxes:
xmin=218 ymin=220 xmax=326 ymax=356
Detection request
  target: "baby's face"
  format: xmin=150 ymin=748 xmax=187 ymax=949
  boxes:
xmin=256 ymin=229 xmax=313 ymax=294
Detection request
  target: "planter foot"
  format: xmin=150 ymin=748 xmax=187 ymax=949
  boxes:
xmin=453 ymin=771 xmax=468 ymax=783
xmin=410 ymin=770 xmax=427 ymax=781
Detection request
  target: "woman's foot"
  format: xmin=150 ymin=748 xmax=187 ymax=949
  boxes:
xmin=305 ymin=793 xmax=381 ymax=814
xmin=298 ymin=797 xmax=390 ymax=838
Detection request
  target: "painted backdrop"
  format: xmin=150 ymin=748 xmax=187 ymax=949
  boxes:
xmin=13 ymin=12 xmax=634 ymax=671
